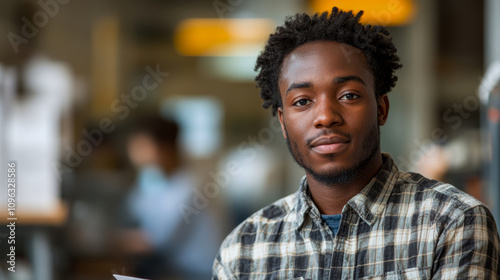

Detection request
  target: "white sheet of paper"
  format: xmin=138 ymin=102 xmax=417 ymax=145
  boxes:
xmin=113 ymin=274 xmax=149 ymax=280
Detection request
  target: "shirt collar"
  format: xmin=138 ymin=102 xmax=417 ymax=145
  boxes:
xmin=294 ymin=153 xmax=399 ymax=229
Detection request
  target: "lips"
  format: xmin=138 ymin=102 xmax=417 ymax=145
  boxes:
xmin=310 ymin=135 xmax=350 ymax=155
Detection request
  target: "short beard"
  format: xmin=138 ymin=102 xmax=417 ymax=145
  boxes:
xmin=284 ymin=124 xmax=380 ymax=186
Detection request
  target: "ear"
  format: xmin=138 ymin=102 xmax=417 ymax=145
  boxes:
xmin=277 ymin=107 xmax=287 ymax=139
xmin=377 ymin=94 xmax=390 ymax=126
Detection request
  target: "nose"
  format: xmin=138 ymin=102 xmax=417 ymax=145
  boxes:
xmin=312 ymin=97 xmax=343 ymax=128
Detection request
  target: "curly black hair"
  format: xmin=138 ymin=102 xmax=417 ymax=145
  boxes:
xmin=255 ymin=7 xmax=402 ymax=116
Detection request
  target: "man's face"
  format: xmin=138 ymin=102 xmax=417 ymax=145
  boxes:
xmin=278 ymin=41 xmax=389 ymax=185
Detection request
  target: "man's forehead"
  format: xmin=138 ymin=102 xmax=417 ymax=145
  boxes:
xmin=279 ymin=41 xmax=372 ymax=84
xmin=283 ymin=41 xmax=366 ymax=67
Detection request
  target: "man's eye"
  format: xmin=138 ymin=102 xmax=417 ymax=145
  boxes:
xmin=293 ymin=99 xmax=311 ymax=107
xmin=340 ymin=93 xmax=359 ymax=100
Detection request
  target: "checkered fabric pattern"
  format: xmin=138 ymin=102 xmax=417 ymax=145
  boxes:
xmin=212 ymin=154 xmax=500 ymax=279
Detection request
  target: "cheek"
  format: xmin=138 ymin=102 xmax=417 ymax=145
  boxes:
xmin=285 ymin=114 xmax=308 ymax=135
xmin=346 ymin=105 xmax=378 ymax=131
xmin=282 ymin=115 xmax=303 ymax=142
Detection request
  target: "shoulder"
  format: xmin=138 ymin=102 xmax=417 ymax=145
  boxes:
xmin=393 ymin=171 xmax=493 ymax=226
xmin=221 ymin=192 xmax=297 ymax=246
xmin=216 ymin=192 xmax=298 ymax=261
xmin=398 ymin=171 xmax=482 ymax=207
xmin=393 ymin=174 xmax=500 ymax=278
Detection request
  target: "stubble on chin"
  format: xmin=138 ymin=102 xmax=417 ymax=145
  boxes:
xmin=284 ymin=124 xmax=380 ymax=186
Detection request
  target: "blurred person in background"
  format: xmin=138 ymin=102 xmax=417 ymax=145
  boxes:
xmin=116 ymin=116 xmax=221 ymax=280
xmin=212 ymin=8 xmax=500 ymax=279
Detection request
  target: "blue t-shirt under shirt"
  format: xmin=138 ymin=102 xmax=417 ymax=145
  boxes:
xmin=321 ymin=214 xmax=342 ymax=235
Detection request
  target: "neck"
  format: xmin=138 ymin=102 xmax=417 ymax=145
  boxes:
xmin=307 ymin=153 xmax=383 ymax=215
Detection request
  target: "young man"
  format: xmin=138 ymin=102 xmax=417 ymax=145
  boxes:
xmin=212 ymin=8 xmax=500 ymax=279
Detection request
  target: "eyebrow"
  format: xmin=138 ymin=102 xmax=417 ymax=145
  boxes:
xmin=334 ymin=75 xmax=366 ymax=86
xmin=286 ymin=82 xmax=312 ymax=95
xmin=285 ymin=75 xmax=367 ymax=96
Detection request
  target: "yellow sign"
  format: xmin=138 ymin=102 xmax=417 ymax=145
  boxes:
xmin=174 ymin=18 xmax=275 ymax=56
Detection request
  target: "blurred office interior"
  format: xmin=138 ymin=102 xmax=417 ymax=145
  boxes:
xmin=0 ymin=0 xmax=499 ymax=279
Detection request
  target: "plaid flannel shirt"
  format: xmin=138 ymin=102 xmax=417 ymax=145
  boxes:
xmin=212 ymin=154 xmax=500 ymax=279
